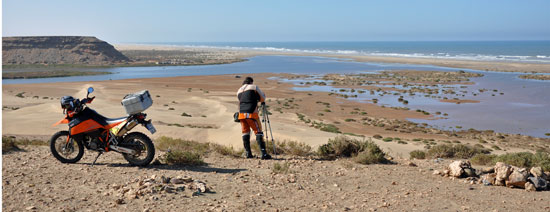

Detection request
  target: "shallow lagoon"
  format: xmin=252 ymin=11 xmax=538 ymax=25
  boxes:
xmin=4 ymin=55 xmax=550 ymax=137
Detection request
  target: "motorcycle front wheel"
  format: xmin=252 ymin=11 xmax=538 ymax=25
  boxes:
xmin=121 ymin=132 xmax=155 ymax=166
xmin=50 ymin=131 xmax=84 ymax=163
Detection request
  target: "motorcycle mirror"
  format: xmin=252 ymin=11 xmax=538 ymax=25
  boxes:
xmin=87 ymin=87 xmax=94 ymax=98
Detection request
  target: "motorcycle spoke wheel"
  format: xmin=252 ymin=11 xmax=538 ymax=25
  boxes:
xmin=50 ymin=131 xmax=84 ymax=163
xmin=122 ymin=132 xmax=155 ymax=166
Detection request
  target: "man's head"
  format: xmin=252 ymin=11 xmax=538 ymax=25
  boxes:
xmin=243 ymin=77 xmax=254 ymax=85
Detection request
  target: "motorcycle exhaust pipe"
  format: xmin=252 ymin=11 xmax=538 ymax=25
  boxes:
xmin=116 ymin=120 xmax=139 ymax=137
xmin=109 ymin=145 xmax=137 ymax=155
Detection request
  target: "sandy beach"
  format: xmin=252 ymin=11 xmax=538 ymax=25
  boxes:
xmin=115 ymin=44 xmax=550 ymax=73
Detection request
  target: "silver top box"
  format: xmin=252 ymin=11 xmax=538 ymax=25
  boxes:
xmin=121 ymin=90 xmax=153 ymax=115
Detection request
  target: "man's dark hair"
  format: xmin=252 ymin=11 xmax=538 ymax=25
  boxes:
xmin=243 ymin=77 xmax=254 ymax=85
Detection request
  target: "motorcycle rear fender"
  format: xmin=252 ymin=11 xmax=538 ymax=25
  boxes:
xmin=52 ymin=118 xmax=69 ymax=127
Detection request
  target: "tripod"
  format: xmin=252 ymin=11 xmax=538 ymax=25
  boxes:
xmin=261 ymin=104 xmax=276 ymax=155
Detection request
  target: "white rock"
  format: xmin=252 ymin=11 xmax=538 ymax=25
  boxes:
xmin=494 ymin=162 xmax=511 ymax=186
xmin=448 ymin=160 xmax=471 ymax=177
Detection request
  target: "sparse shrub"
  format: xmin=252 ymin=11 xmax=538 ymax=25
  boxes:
xmin=296 ymin=113 xmax=306 ymax=121
xmin=491 ymin=145 xmax=501 ymax=150
xmin=276 ymin=140 xmax=313 ymax=157
xmin=397 ymin=140 xmax=407 ymax=144
xmin=273 ymin=162 xmax=290 ymax=174
xmin=470 ymin=154 xmax=496 ymax=166
xmin=383 ymin=137 xmax=393 ymax=142
xmin=317 ymin=136 xmax=388 ymax=164
xmin=319 ymin=124 xmax=340 ymax=133
xmin=2 ymin=136 xmax=47 ymax=153
xmin=354 ymin=142 xmax=388 ymax=164
xmin=181 ymin=112 xmax=192 ymax=117
xmin=373 ymin=134 xmax=383 ymax=139
xmin=155 ymin=136 xmax=209 ymax=155
xmin=410 ymin=150 xmax=426 ymax=159
xmin=2 ymin=137 xmax=21 ymax=154
xmin=210 ymin=143 xmax=242 ymax=158
xmin=426 ymin=144 xmax=490 ymax=159
xmin=318 ymin=136 xmax=361 ymax=158
xmin=168 ymin=107 xmax=175 ymax=110
xmin=493 ymin=151 xmax=550 ymax=171
xmin=157 ymin=136 xmax=244 ymax=159
xmin=15 ymin=92 xmax=25 ymax=98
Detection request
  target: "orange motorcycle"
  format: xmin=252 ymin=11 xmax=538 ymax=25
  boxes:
xmin=50 ymin=87 xmax=156 ymax=166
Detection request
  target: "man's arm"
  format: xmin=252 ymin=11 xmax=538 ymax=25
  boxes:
xmin=256 ymin=86 xmax=266 ymax=103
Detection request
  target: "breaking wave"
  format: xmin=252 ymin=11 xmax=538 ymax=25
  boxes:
xmin=162 ymin=44 xmax=550 ymax=63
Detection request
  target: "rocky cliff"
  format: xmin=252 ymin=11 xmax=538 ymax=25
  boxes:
xmin=2 ymin=36 xmax=129 ymax=65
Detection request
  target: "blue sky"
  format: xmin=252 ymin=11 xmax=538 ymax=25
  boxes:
xmin=3 ymin=0 xmax=550 ymax=43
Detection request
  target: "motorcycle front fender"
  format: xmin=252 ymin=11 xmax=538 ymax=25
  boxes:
xmin=52 ymin=118 xmax=69 ymax=127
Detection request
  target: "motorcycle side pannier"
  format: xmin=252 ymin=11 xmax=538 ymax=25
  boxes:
xmin=122 ymin=90 xmax=153 ymax=115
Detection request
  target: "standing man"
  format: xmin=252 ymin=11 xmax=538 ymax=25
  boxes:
xmin=237 ymin=77 xmax=272 ymax=159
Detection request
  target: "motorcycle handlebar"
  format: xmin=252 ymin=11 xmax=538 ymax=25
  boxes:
xmin=81 ymin=96 xmax=95 ymax=104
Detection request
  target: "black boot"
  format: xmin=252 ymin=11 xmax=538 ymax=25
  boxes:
xmin=242 ymin=134 xmax=254 ymax=158
xmin=256 ymin=134 xmax=272 ymax=160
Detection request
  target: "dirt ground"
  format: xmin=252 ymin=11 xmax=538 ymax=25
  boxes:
xmin=2 ymin=145 xmax=549 ymax=211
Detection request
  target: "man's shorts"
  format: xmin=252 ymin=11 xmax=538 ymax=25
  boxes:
xmin=239 ymin=113 xmax=263 ymax=135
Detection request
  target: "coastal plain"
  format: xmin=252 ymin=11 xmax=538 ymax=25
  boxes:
xmin=3 ymin=45 xmax=550 ymax=211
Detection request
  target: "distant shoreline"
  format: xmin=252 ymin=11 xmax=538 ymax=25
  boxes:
xmin=4 ymin=43 xmax=550 ymax=75
xmin=115 ymin=44 xmax=550 ymax=73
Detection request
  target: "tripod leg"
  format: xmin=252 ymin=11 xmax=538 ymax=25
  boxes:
xmin=264 ymin=106 xmax=276 ymax=155
xmin=262 ymin=106 xmax=269 ymax=141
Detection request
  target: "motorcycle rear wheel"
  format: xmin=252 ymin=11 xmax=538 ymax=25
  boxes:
xmin=50 ymin=131 xmax=84 ymax=163
xmin=121 ymin=132 xmax=155 ymax=166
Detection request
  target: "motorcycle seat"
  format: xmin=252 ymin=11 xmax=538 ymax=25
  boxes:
xmin=105 ymin=116 xmax=128 ymax=125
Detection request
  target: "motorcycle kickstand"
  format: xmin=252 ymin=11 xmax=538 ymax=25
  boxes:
xmin=91 ymin=152 xmax=103 ymax=167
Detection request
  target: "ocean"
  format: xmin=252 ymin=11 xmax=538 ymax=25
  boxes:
xmin=141 ymin=41 xmax=550 ymax=63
